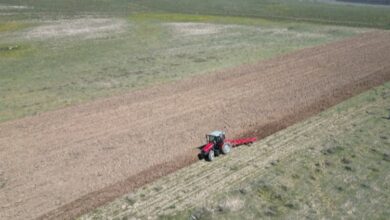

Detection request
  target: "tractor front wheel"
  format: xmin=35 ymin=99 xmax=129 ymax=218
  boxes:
xmin=222 ymin=143 xmax=231 ymax=154
xmin=207 ymin=150 xmax=215 ymax=161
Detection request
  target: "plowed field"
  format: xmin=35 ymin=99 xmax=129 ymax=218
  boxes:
xmin=0 ymin=31 xmax=389 ymax=220
xmin=81 ymin=79 xmax=390 ymax=220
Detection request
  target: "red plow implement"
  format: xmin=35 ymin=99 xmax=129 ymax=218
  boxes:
xmin=226 ymin=137 xmax=257 ymax=147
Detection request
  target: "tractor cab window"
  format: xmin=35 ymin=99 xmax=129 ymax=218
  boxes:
xmin=207 ymin=135 xmax=216 ymax=142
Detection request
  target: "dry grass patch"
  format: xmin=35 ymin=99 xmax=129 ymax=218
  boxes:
xmin=25 ymin=18 xmax=128 ymax=40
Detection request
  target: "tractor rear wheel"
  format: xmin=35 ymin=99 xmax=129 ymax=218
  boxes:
xmin=207 ymin=150 xmax=215 ymax=161
xmin=222 ymin=143 xmax=231 ymax=154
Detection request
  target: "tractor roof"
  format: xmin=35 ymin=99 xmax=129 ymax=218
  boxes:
xmin=207 ymin=130 xmax=225 ymax=137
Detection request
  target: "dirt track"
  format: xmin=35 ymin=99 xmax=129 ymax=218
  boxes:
xmin=0 ymin=31 xmax=390 ymax=220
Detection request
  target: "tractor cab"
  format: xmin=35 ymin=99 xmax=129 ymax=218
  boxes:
xmin=206 ymin=130 xmax=225 ymax=145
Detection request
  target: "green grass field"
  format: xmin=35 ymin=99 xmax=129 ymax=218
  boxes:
xmin=2 ymin=0 xmax=390 ymax=28
xmin=137 ymin=0 xmax=390 ymax=29
xmin=1 ymin=0 xmax=375 ymax=122
xmin=0 ymin=0 xmax=388 ymax=123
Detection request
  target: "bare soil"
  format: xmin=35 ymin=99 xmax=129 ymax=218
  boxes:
xmin=0 ymin=31 xmax=389 ymax=220
xmin=80 ymin=81 xmax=390 ymax=220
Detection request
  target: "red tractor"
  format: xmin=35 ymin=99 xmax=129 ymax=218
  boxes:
xmin=200 ymin=130 xmax=256 ymax=161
